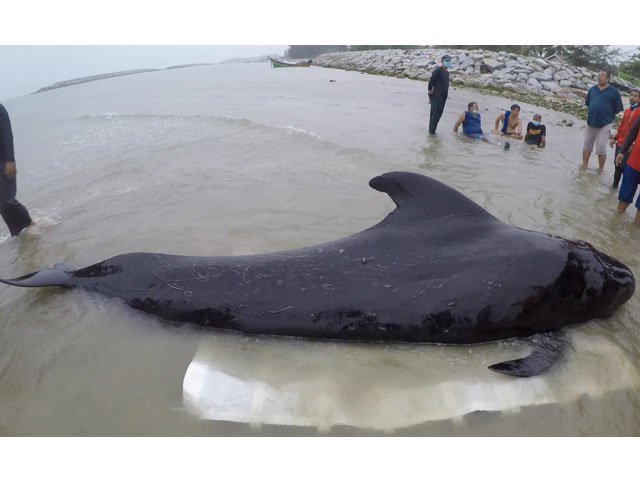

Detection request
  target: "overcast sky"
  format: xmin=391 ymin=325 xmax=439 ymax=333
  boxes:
xmin=0 ymin=45 xmax=287 ymax=100
xmin=3 ymin=44 xmax=638 ymax=101
xmin=2 ymin=1 xmax=639 ymax=102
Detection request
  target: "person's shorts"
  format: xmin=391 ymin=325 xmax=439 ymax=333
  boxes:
xmin=464 ymin=133 xmax=484 ymax=140
xmin=618 ymin=165 xmax=640 ymax=208
xmin=583 ymin=124 xmax=612 ymax=156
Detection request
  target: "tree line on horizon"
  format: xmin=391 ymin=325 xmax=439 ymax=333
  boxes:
xmin=285 ymin=45 xmax=640 ymax=80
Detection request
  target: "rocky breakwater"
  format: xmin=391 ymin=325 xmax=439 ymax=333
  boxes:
xmin=314 ymin=49 xmax=636 ymax=120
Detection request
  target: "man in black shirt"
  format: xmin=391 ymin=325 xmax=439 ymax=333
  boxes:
xmin=427 ymin=54 xmax=451 ymax=135
xmin=0 ymin=102 xmax=32 ymax=236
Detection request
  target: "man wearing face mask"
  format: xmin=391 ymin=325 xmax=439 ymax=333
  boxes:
xmin=524 ymin=114 xmax=546 ymax=148
xmin=427 ymin=54 xmax=451 ymax=135
xmin=453 ymin=101 xmax=490 ymax=143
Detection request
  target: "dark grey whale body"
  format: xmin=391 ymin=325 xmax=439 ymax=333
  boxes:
xmin=1 ymin=172 xmax=635 ymax=377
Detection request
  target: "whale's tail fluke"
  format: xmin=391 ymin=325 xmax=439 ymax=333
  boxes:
xmin=0 ymin=263 xmax=75 ymax=289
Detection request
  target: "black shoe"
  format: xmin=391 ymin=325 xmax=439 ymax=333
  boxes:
xmin=504 ymin=141 xmax=510 ymax=151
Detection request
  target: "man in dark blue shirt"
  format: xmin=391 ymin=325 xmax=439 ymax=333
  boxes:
xmin=427 ymin=54 xmax=451 ymax=135
xmin=582 ymin=70 xmax=623 ymax=173
xmin=0 ymin=102 xmax=32 ymax=236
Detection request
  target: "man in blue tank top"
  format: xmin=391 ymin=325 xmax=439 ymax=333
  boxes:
xmin=427 ymin=54 xmax=451 ymax=135
xmin=453 ymin=102 xmax=489 ymax=142
xmin=493 ymin=104 xmax=523 ymax=140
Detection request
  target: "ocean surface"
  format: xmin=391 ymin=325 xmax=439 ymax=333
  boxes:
xmin=1 ymin=63 xmax=639 ymax=435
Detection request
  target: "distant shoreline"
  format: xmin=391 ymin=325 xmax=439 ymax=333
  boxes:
xmin=32 ymin=56 xmax=275 ymax=95
xmin=32 ymin=69 xmax=161 ymax=94
xmin=31 ymin=64 xmax=218 ymax=94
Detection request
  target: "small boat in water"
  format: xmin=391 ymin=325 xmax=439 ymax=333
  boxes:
xmin=269 ymin=57 xmax=312 ymax=68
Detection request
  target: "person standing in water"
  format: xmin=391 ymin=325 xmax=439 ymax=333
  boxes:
xmin=582 ymin=69 xmax=623 ymax=173
xmin=0 ymin=102 xmax=33 ymax=236
xmin=427 ymin=54 xmax=451 ymax=135
xmin=609 ymin=88 xmax=640 ymax=189
xmin=615 ymin=113 xmax=640 ymax=222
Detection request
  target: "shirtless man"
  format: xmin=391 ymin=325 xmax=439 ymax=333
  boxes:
xmin=493 ymin=104 xmax=523 ymax=140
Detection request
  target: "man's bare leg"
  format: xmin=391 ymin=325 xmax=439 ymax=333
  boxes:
xmin=597 ymin=154 xmax=606 ymax=173
xmin=582 ymin=150 xmax=591 ymax=169
xmin=635 ymin=210 xmax=640 ymax=223
xmin=617 ymin=201 xmax=630 ymax=213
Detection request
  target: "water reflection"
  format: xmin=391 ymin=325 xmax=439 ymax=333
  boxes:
xmin=183 ymin=330 xmax=640 ymax=434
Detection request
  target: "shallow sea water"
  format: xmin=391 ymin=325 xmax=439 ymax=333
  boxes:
xmin=1 ymin=63 xmax=639 ymax=435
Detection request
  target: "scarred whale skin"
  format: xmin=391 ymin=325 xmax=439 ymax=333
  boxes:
xmin=1 ymin=172 xmax=635 ymax=376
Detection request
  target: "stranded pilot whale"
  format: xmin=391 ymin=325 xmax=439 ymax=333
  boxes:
xmin=0 ymin=172 xmax=635 ymax=377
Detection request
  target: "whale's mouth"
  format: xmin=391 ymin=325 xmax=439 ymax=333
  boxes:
xmin=565 ymin=239 xmax=635 ymax=317
xmin=599 ymin=253 xmax=635 ymax=298
xmin=595 ymin=251 xmax=635 ymax=315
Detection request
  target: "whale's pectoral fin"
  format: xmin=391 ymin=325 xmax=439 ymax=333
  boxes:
xmin=488 ymin=332 xmax=566 ymax=378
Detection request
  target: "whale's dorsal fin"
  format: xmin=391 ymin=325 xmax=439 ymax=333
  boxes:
xmin=369 ymin=171 xmax=497 ymax=222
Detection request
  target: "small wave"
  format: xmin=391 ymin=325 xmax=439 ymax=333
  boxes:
xmin=78 ymin=112 xmax=323 ymax=140
xmin=78 ymin=112 xmax=253 ymax=126
xmin=23 ymin=211 xmax=63 ymax=236
xmin=92 ymin=112 xmax=120 ymax=119
xmin=276 ymin=125 xmax=321 ymax=139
